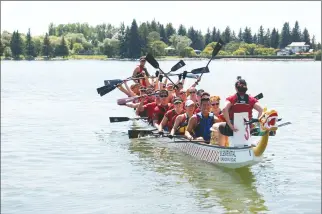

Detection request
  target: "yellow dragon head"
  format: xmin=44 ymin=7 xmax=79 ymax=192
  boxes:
xmin=258 ymin=107 xmax=279 ymax=132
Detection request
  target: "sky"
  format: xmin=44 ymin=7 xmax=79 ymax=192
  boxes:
xmin=1 ymin=1 xmax=321 ymax=42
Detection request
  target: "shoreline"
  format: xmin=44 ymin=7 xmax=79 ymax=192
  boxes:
xmin=0 ymin=55 xmax=319 ymax=62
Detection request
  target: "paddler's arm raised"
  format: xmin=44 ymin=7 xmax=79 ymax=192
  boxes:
xmin=185 ymin=115 xmax=197 ymax=140
xmin=123 ymin=80 xmax=136 ymax=97
xmin=117 ymin=84 xmax=131 ymax=97
xmin=135 ymin=95 xmax=147 ymax=115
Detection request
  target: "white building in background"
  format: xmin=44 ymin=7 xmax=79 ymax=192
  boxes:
xmin=277 ymin=49 xmax=290 ymax=56
xmin=286 ymin=42 xmax=310 ymax=54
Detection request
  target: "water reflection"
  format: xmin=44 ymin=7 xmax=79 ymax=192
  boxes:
xmin=128 ymin=139 xmax=269 ymax=213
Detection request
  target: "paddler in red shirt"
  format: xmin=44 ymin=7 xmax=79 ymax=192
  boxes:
xmin=136 ymin=90 xmax=161 ymax=124
xmin=152 ymin=89 xmax=173 ymax=130
xmin=217 ymin=76 xmax=263 ymax=137
xmin=158 ymin=97 xmax=184 ymax=134
xmin=132 ymin=56 xmax=150 ymax=87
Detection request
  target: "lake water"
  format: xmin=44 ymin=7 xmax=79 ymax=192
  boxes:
xmin=1 ymin=59 xmax=321 ymax=214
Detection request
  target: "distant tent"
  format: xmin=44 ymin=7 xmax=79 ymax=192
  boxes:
xmin=194 ymin=50 xmax=202 ymax=55
xmin=165 ymin=46 xmax=175 ymax=50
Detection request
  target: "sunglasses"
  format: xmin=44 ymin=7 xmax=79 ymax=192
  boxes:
xmin=211 ymin=103 xmax=219 ymax=106
xmin=190 ymin=91 xmax=196 ymax=94
xmin=180 ymin=91 xmax=186 ymax=95
xmin=160 ymin=95 xmax=168 ymax=98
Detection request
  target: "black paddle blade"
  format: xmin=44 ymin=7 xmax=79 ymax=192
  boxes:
xmin=145 ymin=53 xmax=159 ymax=69
xmin=98 ymin=85 xmax=117 ymax=96
xmin=109 ymin=117 xmax=130 ymax=123
xmin=171 ymin=60 xmax=186 ymax=71
xmin=212 ymin=39 xmax=225 ymax=58
xmin=191 ymin=67 xmax=210 ymax=74
xmin=254 ymin=93 xmax=263 ymax=100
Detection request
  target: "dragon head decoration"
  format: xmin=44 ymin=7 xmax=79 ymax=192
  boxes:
xmin=258 ymin=107 xmax=279 ymax=132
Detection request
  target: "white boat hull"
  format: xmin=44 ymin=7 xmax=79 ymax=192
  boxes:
xmin=174 ymin=141 xmax=262 ymax=169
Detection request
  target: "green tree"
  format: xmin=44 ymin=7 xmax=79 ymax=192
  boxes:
xmin=263 ymin=28 xmax=271 ymax=47
xmin=4 ymin=47 xmax=12 ymax=58
xmin=279 ymin=22 xmax=291 ymax=48
xmin=169 ymin=34 xmax=192 ymax=55
xmin=72 ymin=43 xmax=84 ymax=54
xmin=103 ymin=38 xmax=120 ymax=57
xmin=165 ymin=23 xmax=176 ymax=39
xmin=252 ymin=34 xmax=258 ymax=44
xmin=211 ymin=27 xmax=217 ymax=42
xmin=224 ymin=42 xmax=241 ymax=53
xmin=159 ymin=24 xmax=167 ymax=43
xmin=204 ymin=28 xmax=211 ymax=47
xmin=258 ymin=25 xmax=265 ymax=45
xmin=270 ymin=28 xmax=279 ymax=49
xmin=42 ymin=33 xmax=53 ymax=57
xmin=242 ymin=27 xmax=252 ymax=44
xmin=147 ymin=31 xmax=160 ymax=43
xmin=138 ymin=22 xmax=149 ymax=55
xmin=25 ymin=28 xmax=36 ymax=59
xmin=302 ymin=28 xmax=310 ymax=46
xmin=10 ymin=30 xmax=24 ymax=59
xmin=128 ymin=19 xmax=141 ymax=59
xmin=178 ymin=24 xmax=187 ymax=36
xmin=48 ymin=23 xmax=56 ymax=36
xmin=222 ymin=26 xmax=231 ymax=44
xmin=180 ymin=47 xmax=196 ymax=57
xmin=238 ymin=28 xmax=243 ymax=42
xmin=148 ymin=40 xmax=167 ymax=56
xmin=291 ymin=21 xmax=301 ymax=42
xmin=150 ymin=19 xmax=158 ymax=32
xmin=55 ymin=36 xmax=69 ymax=57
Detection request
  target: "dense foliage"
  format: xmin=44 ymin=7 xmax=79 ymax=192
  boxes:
xmin=1 ymin=19 xmax=321 ymax=60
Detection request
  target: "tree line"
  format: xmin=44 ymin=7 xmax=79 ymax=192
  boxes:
xmin=1 ymin=19 xmax=321 ymax=60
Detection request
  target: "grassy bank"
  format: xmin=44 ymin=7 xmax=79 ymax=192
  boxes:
xmin=1 ymin=54 xmax=320 ymax=61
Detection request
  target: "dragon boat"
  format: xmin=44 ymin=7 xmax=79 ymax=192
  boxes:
xmin=129 ymin=107 xmax=281 ymax=169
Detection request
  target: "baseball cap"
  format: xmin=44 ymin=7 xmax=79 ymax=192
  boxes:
xmin=173 ymin=97 xmax=183 ymax=104
xmin=197 ymin=89 xmax=205 ymax=96
xmin=185 ymin=99 xmax=195 ymax=107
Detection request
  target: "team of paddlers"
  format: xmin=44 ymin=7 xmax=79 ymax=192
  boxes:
xmin=116 ymin=56 xmax=264 ymax=146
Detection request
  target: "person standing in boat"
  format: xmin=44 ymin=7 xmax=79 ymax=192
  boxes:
xmin=158 ymin=97 xmax=184 ymax=134
xmin=185 ymin=93 xmax=218 ymax=142
xmin=216 ymin=76 xmax=263 ymax=139
xmin=169 ymin=99 xmax=196 ymax=138
xmin=132 ymin=56 xmax=150 ymax=87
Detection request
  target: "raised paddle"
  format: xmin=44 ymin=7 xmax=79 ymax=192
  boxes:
xmin=190 ymin=66 xmax=210 ymax=74
xmin=198 ymin=39 xmax=225 ymax=80
xmin=117 ymin=92 xmax=159 ymax=105
xmin=109 ymin=117 xmax=148 ymax=123
xmin=145 ymin=53 xmax=179 ymax=89
xmin=169 ymin=60 xmax=186 ymax=73
xmin=97 ymin=60 xmax=185 ymax=97
xmin=168 ymin=73 xmax=199 ymax=79
xmin=254 ymin=93 xmax=263 ymax=100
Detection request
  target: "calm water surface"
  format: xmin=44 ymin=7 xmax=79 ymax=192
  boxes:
xmin=1 ymin=60 xmax=321 ymax=214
